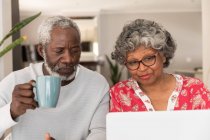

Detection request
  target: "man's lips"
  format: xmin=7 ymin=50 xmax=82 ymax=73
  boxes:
xmin=57 ymin=68 xmax=74 ymax=74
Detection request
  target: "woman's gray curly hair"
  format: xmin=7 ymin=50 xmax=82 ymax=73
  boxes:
xmin=38 ymin=16 xmax=81 ymax=47
xmin=111 ymin=19 xmax=176 ymax=68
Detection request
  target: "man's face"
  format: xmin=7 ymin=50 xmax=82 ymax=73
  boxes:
xmin=43 ymin=27 xmax=81 ymax=81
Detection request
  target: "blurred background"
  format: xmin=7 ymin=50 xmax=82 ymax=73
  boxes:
xmin=0 ymin=0 xmax=210 ymax=87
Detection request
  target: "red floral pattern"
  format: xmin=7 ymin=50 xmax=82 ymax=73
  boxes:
xmin=110 ymin=74 xmax=210 ymax=112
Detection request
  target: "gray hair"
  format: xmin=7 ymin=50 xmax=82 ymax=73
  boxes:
xmin=38 ymin=16 xmax=80 ymax=47
xmin=111 ymin=19 xmax=176 ymax=68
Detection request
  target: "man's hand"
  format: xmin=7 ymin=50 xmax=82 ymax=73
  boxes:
xmin=10 ymin=80 xmax=38 ymax=119
xmin=45 ymin=133 xmax=55 ymax=140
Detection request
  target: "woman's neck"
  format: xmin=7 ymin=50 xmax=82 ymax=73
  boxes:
xmin=139 ymin=73 xmax=172 ymax=95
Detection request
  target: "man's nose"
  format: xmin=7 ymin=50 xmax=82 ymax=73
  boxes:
xmin=61 ymin=51 xmax=73 ymax=63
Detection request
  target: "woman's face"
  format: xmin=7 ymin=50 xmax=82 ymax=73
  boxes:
xmin=125 ymin=45 xmax=165 ymax=86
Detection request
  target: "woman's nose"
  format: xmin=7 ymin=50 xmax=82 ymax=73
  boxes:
xmin=137 ymin=62 xmax=148 ymax=71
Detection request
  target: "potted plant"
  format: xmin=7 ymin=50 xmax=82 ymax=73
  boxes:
xmin=0 ymin=12 xmax=41 ymax=57
xmin=105 ymin=55 xmax=123 ymax=85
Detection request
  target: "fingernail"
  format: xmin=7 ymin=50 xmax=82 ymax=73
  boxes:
xmin=31 ymin=81 xmax=36 ymax=87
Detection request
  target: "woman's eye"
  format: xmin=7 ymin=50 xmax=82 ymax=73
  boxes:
xmin=143 ymin=56 xmax=155 ymax=62
xmin=127 ymin=61 xmax=138 ymax=66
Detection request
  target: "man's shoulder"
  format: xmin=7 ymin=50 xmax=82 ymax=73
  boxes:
xmin=79 ymin=65 xmax=103 ymax=77
xmin=78 ymin=65 xmax=108 ymax=83
xmin=16 ymin=62 xmax=42 ymax=73
xmin=6 ymin=62 xmax=43 ymax=82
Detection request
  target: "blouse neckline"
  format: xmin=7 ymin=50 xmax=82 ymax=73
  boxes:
xmin=129 ymin=74 xmax=183 ymax=111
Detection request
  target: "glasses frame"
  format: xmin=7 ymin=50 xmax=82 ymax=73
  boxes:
xmin=125 ymin=52 xmax=159 ymax=70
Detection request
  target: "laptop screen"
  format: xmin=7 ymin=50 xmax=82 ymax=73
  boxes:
xmin=106 ymin=110 xmax=210 ymax=140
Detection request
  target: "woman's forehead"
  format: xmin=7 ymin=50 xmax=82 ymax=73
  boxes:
xmin=127 ymin=46 xmax=157 ymax=55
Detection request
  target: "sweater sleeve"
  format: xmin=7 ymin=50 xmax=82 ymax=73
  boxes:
xmin=86 ymin=83 xmax=109 ymax=140
xmin=0 ymin=103 xmax=17 ymax=137
xmin=0 ymin=73 xmax=17 ymax=137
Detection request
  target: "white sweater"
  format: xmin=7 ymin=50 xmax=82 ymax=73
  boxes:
xmin=0 ymin=63 xmax=109 ymax=140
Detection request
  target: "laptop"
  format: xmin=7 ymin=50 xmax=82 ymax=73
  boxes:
xmin=106 ymin=110 xmax=210 ymax=140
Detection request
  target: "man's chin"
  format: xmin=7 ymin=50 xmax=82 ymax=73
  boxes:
xmin=43 ymin=62 xmax=77 ymax=82
xmin=59 ymin=75 xmax=75 ymax=82
xmin=58 ymin=71 xmax=76 ymax=81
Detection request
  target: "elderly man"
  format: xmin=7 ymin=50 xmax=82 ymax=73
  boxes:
xmin=0 ymin=16 xmax=109 ymax=140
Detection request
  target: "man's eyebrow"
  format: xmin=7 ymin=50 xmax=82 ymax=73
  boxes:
xmin=70 ymin=44 xmax=81 ymax=47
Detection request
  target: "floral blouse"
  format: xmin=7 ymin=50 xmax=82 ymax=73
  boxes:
xmin=110 ymin=74 xmax=210 ymax=112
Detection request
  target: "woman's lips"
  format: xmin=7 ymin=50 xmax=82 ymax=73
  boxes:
xmin=139 ymin=74 xmax=151 ymax=80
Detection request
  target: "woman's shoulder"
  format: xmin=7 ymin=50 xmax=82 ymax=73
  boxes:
xmin=181 ymin=75 xmax=204 ymax=86
xmin=179 ymin=75 xmax=209 ymax=91
xmin=110 ymin=79 xmax=133 ymax=91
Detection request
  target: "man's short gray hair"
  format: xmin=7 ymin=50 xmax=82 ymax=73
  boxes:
xmin=111 ymin=19 xmax=176 ymax=68
xmin=38 ymin=16 xmax=80 ymax=47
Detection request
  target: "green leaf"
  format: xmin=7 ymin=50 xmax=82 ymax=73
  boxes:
xmin=105 ymin=55 xmax=114 ymax=70
xmin=0 ymin=36 xmax=26 ymax=57
xmin=0 ymin=12 xmax=41 ymax=46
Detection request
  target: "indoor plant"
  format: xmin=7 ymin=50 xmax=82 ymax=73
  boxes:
xmin=0 ymin=12 xmax=41 ymax=57
xmin=105 ymin=55 xmax=123 ymax=85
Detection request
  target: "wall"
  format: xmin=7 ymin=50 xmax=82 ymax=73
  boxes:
xmin=20 ymin=15 xmax=97 ymax=44
xmin=0 ymin=0 xmax=13 ymax=80
xmin=97 ymin=11 xmax=202 ymax=84
xmin=202 ymin=0 xmax=210 ymax=88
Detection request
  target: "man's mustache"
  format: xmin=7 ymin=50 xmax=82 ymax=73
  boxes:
xmin=53 ymin=64 xmax=77 ymax=71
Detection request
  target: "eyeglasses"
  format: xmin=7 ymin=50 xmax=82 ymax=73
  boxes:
xmin=125 ymin=52 xmax=158 ymax=70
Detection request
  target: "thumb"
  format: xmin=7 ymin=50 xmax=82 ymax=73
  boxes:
xmin=45 ymin=133 xmax=51 ymax=140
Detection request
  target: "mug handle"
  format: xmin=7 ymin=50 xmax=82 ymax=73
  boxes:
xmin=31 ymin=81 xmax=38 ymax=102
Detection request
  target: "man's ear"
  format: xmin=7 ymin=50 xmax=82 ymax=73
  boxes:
xmin=36 ymin=44 xmax=44 ymax=58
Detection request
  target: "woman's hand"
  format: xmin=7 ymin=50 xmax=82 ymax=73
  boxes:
xmin=45 ymin=133 xmax=55 ymax=140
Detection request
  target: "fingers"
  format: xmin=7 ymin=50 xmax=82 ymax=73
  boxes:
xmin=45 ymin=133 xmax=51 ymax=140
xmin=17 ymin=82 xmax=34 ymax=90
xmin=10 ymin=103 xmax=36 ymax=119
xmin=15 ymin=96 xmax=38 ymax=107
xmin=13 ymin=87 xmax=35 ymax=98
xmin=10 ymin=81 xmax=38 ymax=119
xmin=45 ymin=133 xmax=55 ymax=140
xmin=14 ymin=81 xmax=33 ymax=91
xmin=29 ymin=80 xmax=36 ymax=87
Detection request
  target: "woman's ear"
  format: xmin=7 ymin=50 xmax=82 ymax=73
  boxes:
xmin=162 ymin=56 xmax=166 ymax=63
xmin=159 ymin=53 xmax=166 ymax=63
xmin=36 ymin=44 xmax=44 ymax=58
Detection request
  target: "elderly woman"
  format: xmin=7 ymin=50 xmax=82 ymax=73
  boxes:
xmin=110 ymin=19 xmax=210 ymax=112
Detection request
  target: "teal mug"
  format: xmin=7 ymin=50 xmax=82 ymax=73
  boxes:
xmin=34 ymin=76 xmax=61 ymax=108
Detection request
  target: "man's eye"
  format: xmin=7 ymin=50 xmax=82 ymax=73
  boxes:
xmin=55 ymin=49 xmax=64 ymax=54
xmin=70 ymin=48 xmax=81 ymax=54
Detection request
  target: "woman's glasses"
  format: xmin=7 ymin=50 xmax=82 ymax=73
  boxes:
xmin=125 ymin=52 xmax=158 ymax=70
